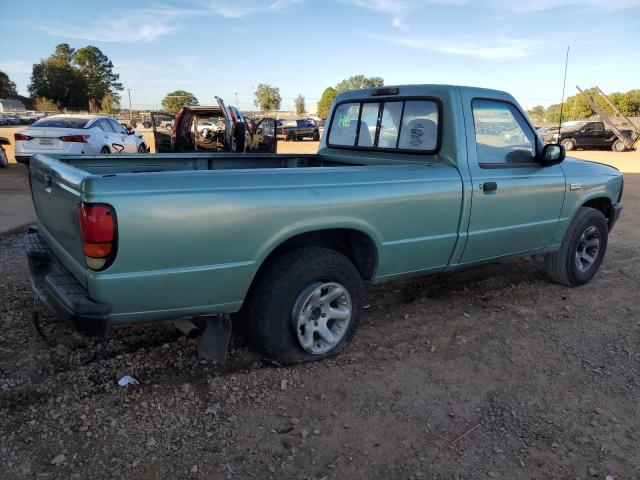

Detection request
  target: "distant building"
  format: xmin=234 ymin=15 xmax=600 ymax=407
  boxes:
xmin=0 ymin=98 xmax=26 ymax=113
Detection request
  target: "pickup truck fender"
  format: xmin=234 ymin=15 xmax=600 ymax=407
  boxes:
xmin=549 ymin=158 xmax=623 ymax=250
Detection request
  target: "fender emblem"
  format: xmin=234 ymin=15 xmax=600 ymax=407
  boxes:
xmin=570 ymin=183 xmax=582 ymax=191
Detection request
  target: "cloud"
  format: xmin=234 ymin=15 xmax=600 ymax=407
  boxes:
xmin=488 ymin=0 xmax=640 ymax=13
xmin=370 ymin=34 xmax=543 ymax=60
xmin=39 ymin=0 xmax=302 ymax=42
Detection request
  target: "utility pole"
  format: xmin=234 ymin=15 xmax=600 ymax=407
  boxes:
xmin=127 ymin=88 xmax=132 ymax=120
xmin=235 ymin=92 xmax=238 ymax=106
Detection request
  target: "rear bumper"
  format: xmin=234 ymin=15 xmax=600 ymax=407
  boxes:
xmin=23 ymin=230 xmax=110 ymax=336
xmin=609 ymin=202 xmax=622 ymax=231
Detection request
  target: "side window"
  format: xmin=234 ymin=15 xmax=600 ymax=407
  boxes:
xmin=98 ymin=119 xmax=115 ymax=132
xmin=377 ymin=102 xmax=402 ymax=148
xmin=109 ymin=119 xmax=126 ymax=134
xmin=594 ymin=123 xmax=604 ymax=132
xmin=472 ymin=100 xmax=535 ymax=166
xmin=398 ymin=100 xmax=439 ymax=150
xmin=357 ymin=102 xmax=379 ymax=147
xmin=329 ymin=103 xmax=359 ymax=146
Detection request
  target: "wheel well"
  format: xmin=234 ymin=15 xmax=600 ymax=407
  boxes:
xmin=258 ymin=229 xmax=377 ymax=281
xmin=583 ymin=197 xmax=612 ymax=219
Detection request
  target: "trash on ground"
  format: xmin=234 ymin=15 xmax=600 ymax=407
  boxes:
xmin=117 ymin=375 xmax=139 ymax=387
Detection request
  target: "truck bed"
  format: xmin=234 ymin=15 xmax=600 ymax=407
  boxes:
xmin=51 ymin=153 xmax=344 ymax=175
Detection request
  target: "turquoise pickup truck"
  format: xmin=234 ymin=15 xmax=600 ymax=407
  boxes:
xmin=25 ymin=85 xmax=623 ymax=365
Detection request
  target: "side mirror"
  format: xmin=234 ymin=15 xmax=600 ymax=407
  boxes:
xmin=538 ymin=143 xmax=565 ymax=166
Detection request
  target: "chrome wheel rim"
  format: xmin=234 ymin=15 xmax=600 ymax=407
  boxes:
xmin=575 ymin=225 xmax=600 ymax=272
xmin=615 ymin=141 xmax=625 ymax=151
xmin=292 ymin=281 xmax=352 ymax=355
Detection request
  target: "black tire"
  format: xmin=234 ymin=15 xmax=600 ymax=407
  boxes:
xmin=286 ymin=131 xmax=295 ymax=142
xmin=100 ymin=146 xmax=110 ymax=154
xmin=138 ymin=143 xmax=147 ymax=153
xmin=612 ymin=139 xmax=626 ymax=152
xmin=545 ymin=207 xmax=608 ymax=286
xmin=561 ymin=138 xmax=575 ymax=151
xmin=143 ymin=121 xmax=151 ymax=129
xmin=246 ymin=247 xmax=363 ymax=365
xmin=312 ymin=130 xmax=320 ymax=141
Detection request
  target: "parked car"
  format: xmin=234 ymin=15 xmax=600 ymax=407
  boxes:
xmin=542 ymin=120 xmax=632 ymax=152
xmin=278 ymin=119 xmax=321 ymax=141
xmin=23 ymin=84 xmax=623 ymax=366
xmin=152 ymin=97 xmax=276 ymax=153
xmin=0 ymin=136 xmax=10 ymax=167
xmin=14 ymin=114 xmax=148 ymax=167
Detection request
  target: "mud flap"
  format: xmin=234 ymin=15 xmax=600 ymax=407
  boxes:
xmin=196 ymin=315 xmax=232 ymax=363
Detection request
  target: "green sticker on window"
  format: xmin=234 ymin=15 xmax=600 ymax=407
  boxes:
xmin=338 ymin=114 xmax=350 ymax=127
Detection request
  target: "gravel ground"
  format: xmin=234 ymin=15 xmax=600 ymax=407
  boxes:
xmin=1 ymin=173 xmax=639 ymax=480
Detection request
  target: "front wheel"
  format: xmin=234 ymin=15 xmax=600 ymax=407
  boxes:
xmin=545 ymin=207 xmax=608 ymax=286
xmin=561 ymin=138 xmax=575 ymax=151
xmin=246 ymin=247 xmax=363 ymax=365
xmin=612 ymin=139 xmax=627 ymax=152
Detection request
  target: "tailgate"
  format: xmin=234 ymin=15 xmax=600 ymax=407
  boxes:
xmin=30 ymin=155 xmax=88 ymax=286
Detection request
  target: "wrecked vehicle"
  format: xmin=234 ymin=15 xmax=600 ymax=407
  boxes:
xmin=24 ymin=85 xmax=623 ymax=365
xmin=152 ymin=97 xmax=276 ymax=153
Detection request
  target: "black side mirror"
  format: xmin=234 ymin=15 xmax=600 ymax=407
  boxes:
xmin=538 ymin=143 xmax=565 ymax=166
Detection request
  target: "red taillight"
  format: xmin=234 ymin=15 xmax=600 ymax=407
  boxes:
xmin=60 ymin=134 xmax=89 ymax=143
xmin=15 ymin=133 xmax=32 ymax=141
xmin=78 ymin=203 xmax=116 ymax=270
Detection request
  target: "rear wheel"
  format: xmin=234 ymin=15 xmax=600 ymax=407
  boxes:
xmin=286 ymin=131 xmax=295 ymax=141
xmin=545 ymin=207 xmax=608 ymax=286
xmin=246 ymin=247 xmax=363 ymax=365
xmin=612 ymin=139 xmax=627 ymax=152
xmin=138 ymin=143 xmax=147 ymax=153
xmin=100 ymin=146 xmax=110 ymax=154
xmin=312 ymin=130 xmax=320 ymax=141
xmin=561 ymin=138 xmax=575 ymax=151
xmin=142 ymin=121 xmax=151 ymax=129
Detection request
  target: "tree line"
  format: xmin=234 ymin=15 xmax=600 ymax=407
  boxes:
xmin=527 ymin=88 xmax=640 ymax=125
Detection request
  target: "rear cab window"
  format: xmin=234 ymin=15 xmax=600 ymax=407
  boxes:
xmin=328 ymin=98 xmax=440 ymax=153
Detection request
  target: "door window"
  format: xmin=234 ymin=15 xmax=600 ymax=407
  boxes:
xmin=109 ymin=119 xmax=126 ymax=134
xmin=98 ymin=119 xmax=115 ymax=132
xmin=472 ymin=100 xmax=536 ymax=166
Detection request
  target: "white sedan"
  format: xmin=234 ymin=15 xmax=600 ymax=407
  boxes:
xmin=14 ymin=114 xmax=147 ymax=166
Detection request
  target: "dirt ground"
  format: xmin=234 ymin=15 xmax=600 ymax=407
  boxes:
xmin=1 ymin=130 xmax=639 ymax=480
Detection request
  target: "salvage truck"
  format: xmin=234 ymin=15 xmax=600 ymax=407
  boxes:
xmin=24 ymin=85 xmax=623 ymax=365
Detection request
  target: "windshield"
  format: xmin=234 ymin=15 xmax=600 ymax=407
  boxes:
xmin=31 ymin=117 xmax=90 ymax=129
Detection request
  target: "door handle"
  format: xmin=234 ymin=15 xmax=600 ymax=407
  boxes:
xmin=481 ymin=182 xmax=498 ymax=192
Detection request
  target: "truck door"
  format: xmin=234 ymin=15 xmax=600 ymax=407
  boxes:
xmin=579 ymin=122 xmax=599 ymax=147
xmin=151 ymin=112 xmax=172 ymax=152
xmin=460 ymin=97 xmax=566 ymax=263
xmin=250 ymin=118 xmax=277 ymax=153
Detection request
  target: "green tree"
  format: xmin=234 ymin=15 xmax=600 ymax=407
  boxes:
xmin=0 ymin=70 xmax=17 ymax=98
xmin=316 ymin=87 xmax=337 ymax=119
xmin=34 ymin=97 xmax=60 ymax=112
xmin=161 ymin=90 xmax=198 ymax=114
xmin=335 ymin=74 xmax=384 ymax=93
xmin=254 ymin=84 xmax=281 ymax=112
xmin=526 ymin=105 xmax=545 ymax=124
xmin=53 ymin=43 xmax=75 ymax=63
xmin=28 ymin=57 xmax=87 ymax=110
xmin=100 ymin=92 xmax=119 ymax=114
xmin=73 ymin=46 xmax=123 ymax=106
xmin=295 ymin=94 xmax=306 ymax=116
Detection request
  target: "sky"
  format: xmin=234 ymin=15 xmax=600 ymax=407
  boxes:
xmin=0 ymin=0 xmax=639 ymax=113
